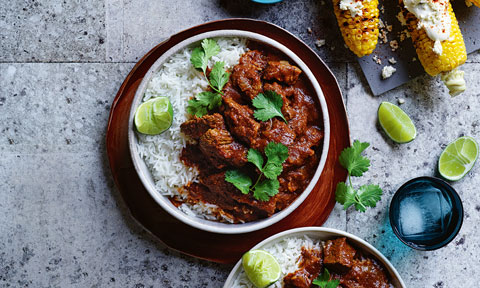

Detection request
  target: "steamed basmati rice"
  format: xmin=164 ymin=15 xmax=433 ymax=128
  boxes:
xmin=232 ymin=236 xmax=322 ymax=288
xmin=136 ymin=37 xmax=248 ymax=219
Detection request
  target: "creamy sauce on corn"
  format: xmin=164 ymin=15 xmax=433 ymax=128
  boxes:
xmin=340 ymin=0 xmax=364 ymax=17
xmin=403 ymin=0 xmax=451 ymax=55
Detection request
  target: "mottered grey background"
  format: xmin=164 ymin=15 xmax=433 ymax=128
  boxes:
xmin=1 ymin=0 xmax=479 ymax=287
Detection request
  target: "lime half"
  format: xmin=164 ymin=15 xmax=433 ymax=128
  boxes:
xmin=439 ymin=136 xmax=478 ymax=181
xmin=134 ymin=97 xmax=173 ymax=135
xmin=378 ymin=102 xmax=416 ymax=143
xmin=242 ymin=250 xmax=281 ymax=288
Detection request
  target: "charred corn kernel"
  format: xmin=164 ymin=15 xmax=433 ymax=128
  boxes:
xmin=332 ymin=0 xmax=379 ymax=57
xmin=468 ymin=0 xmax=480 ymax=7
xmin=401 ymin=1 xmax=467 ymax=76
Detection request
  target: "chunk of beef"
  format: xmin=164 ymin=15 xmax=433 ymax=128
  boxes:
xmin=283 ymin=246 xmax=323 ymax=288
xmin=288 ymin=88 xmax=310 ymax=135
xmin=263 ymin=61 xmax=302 ymax=85
xmin=223 ymin=97 xmax=260 ymax=146
xmin=231 ymin=50 xmax=267 ymax=100
xmin=323 ymin=237 xmax=357 ymax=273
xmin=287 ymin=126 xmax=323 ymax=168
xmin=201 ymin=172 xmax=277 ymax=217
xmin=263 ymin=82 xmax=296 ymax=120
xmin=280 ymin=154 xmax=318 ymax=194
xmin=232 ymin=63 xmax=263 ymax=100
xmin=180 ymin=113 xmax=226 ymax=139
xmin=238 ymin=50 xmax=268 ymax=70
xmin=256 ymin=118 xmax=296 ymax=150
xmin=222 ymin=81 xmax=245 ymax=105
xmin=199 ymin=128 xmax=248 ymax=169
xmin=183 ymin=181 xmax=259 ymax=222
xmin=340 ymin=258 xmax=391 ymax=288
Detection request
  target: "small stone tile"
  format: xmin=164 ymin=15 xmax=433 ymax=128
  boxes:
xmin=0 ymin=63 xmax=134 ymax=153
xmin=466 ymin=49 xmax=480 ymax=63
xmin=345 ymin=62 xmax=480 ymax=287
xmin=0 ymin=153 xmax=231 ymax=287
xmin=0 ymin=1 xmax=105 ymax=62
xmin=105 ymin=0 xmax=355 ymax=62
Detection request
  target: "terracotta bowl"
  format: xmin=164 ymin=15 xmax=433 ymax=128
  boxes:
xmin=128 ymin=30 xmax=331 ymax=234
xmin=224 ymin=227 xmax=406 ymax=287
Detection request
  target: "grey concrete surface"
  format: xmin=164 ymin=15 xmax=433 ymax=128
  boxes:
xmin=1 ymin=0 xmax=479 ymax=287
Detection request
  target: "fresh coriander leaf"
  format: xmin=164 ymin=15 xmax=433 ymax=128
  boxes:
xmin=312 ymin=268 xmax=330 ymax=287
xmin=209 ymin=61 xmax=230 ymax=91
xmin=325 ymin=281 xmax=340 ymax=288
xmin=253 ymin=178 xmax=279 ymax=201
xmin=195 ymin=91 xmax=222 ymax=110
xmin=252 ymin=91 xmax=287 ymax=123
xmin=190 ymin=47 xmax=207 ymax=72
xmin=335 ymin=182 xmax=357 ymax=210
xmin=201 ymin=38 xmax=220 ymax=61
xmin=186 ymin=92 xmax=221 ymax=117
xmin=247 ymin=149 xmax=264 ymax=171
xmin=225 ymin=170 xmax=252 ymax=195
xmin=263 ymin=163 xmax=283 ymax=179
xmin=312 ymin=268 xmax=340 ymax=288
xmin=265 ymin=142 xmax=289 ymax=164
xmin=339 ymin=140 xmax=370 ymax=177
xmin=186 ymin=99 xmax=208 ymax=117
xmin=356 ymin=184 xmax=383 ymax=209
xmin=262 ymin=142 xmax=288 ymax=179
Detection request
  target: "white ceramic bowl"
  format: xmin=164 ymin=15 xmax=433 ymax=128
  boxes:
xmin=223 ymin=227 xmax=406 ymax=287
xmin=128 ymin=30 xmax=330 ymax=234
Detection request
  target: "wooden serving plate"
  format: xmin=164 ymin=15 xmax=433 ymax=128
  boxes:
xmin=106 ymin=19 xmax=350 ymax=264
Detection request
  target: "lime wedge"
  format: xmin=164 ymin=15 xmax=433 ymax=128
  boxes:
xmin=378 ymin=102 xmax=416 ymax=143
xmin=439 ymin=136 xmax=478 ymax=181
xmin=242 ymin=250 xmax=281 ymax=288
xmin=134 ymin=97 xmax=173 ymax=135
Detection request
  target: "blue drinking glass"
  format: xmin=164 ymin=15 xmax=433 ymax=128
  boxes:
xmin=389 ymin=176 xmax=463 ymax=250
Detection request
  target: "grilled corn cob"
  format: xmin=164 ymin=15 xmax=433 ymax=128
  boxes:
xmin=401 ymin=0 xmax=467 ymax=96
xmin=333 ymin=0 xmax=379 ymax=57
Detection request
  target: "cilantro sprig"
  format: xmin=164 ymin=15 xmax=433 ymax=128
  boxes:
xmin=225 ymin=142 xmax=289 ymax=201
xmin=188 ymin=39 xmax=230 ymax=117
xmin=335 ymin=140 xmax=383 ymax=212
xmin=312 ymin=268 xmax=340 ymax=288
xmin=252 ymin=90 xmax=287 ymax=123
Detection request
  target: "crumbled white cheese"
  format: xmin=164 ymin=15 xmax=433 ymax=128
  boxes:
xmin=379 ymin=19 xmax=385 ymax=29
xmin=315 ymin=39 xmax=326 ymax=48
xmin=339 ymin=0 xmax=364 ymax=17
xmin=396 ymin=12 xmax=407 ymax=26
xmin=307 ymin=27 xmax=313 ymax=34
xmin=390 ymin=40 xmax=399 ymax=51
xmin=382 ymin=65 xmax=397 ymax=79
xmin=402 ymin=0 xmax=451 ymax=55
xmin=433 ymin=40 xmax=443 ymax=55
xmin=398 ymin=98 xmax=406 ymax=104
xmin=373 ymin=55 xmax=382 ymax=65
xmin=389 ymin=57 xmax=397 ymax=64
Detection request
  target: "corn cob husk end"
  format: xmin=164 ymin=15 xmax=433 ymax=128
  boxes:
xmin=441 ymin=68 xmax=466 ymax=97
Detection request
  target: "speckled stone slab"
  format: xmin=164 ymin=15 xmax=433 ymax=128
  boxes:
xmin=1 ymin=0 xmax=480 ymax=287
xmin=0 ymin=1 xmax=106 ymax=62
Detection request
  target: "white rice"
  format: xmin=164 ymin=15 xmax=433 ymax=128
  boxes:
xmin=136 ymin=37 xmax=248 ymax=219
xmin=231 ymin=236 xmax=322 ymax=288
